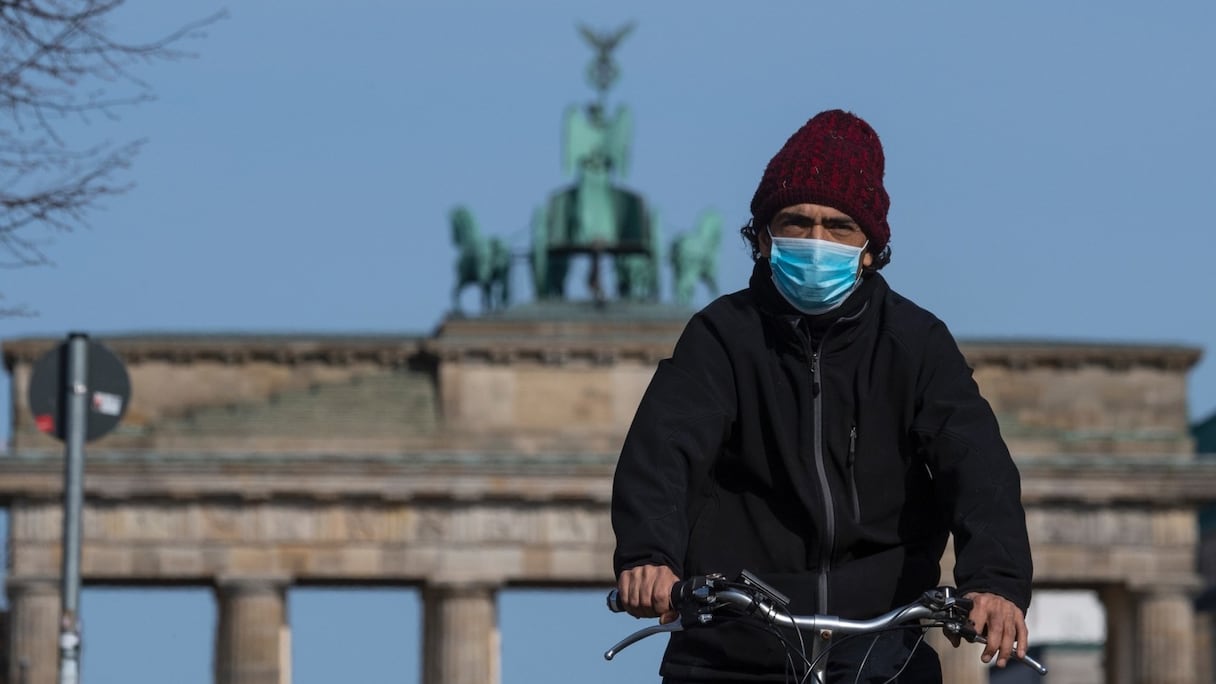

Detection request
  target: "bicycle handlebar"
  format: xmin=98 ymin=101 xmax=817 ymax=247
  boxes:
xmin=605 ymin=572 xmax=1047 ymax=677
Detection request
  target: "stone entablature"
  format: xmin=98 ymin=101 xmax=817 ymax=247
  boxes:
xmin=2 ymin=452 xmax=1213 ymax=505
xmin=3 ymin=499 xmax=614 ymax=587
xmin=1 ymin=452 xmax=1213 ymax=586
xmin=0 ymin=452 xmax=614 ymax=503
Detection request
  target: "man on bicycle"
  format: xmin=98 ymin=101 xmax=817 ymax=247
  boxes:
xmin=612 ymin=109 xmax=1033 ymax=683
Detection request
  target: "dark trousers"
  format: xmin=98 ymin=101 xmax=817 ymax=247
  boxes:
xmin=825 ymin=630 xmax=942 ymax=683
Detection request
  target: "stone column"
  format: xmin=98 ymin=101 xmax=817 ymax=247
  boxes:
xmin=1193 ymin=611 xmax=1214 ymax=684
xmin=1136 ymin=590 xmax=1197 ymax=684
xmin=214 ymin=578 xmax=290 ymax=684
xmin=1101 ymin=584 xmax=1137 ymax=684
xmin=422 ymin=583 xmax=499 ymax=684
xmin=6 ymin=579 xmax=60 ymax=684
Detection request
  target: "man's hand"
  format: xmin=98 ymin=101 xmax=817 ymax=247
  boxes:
xmin=962 ymin=592 xmax=1028 ymax=668
xmin=617 ymin=564 xmax=680 ymax=624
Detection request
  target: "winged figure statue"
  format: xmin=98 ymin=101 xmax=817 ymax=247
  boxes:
xmin=562 ymin=102 xmax=633 ymax=179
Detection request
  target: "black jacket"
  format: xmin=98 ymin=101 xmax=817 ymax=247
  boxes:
xmin=611 ymin=261 xmax=1033 ymax=681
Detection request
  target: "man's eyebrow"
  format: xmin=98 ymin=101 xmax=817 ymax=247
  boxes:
xmin=772 ymin=212 xmax=857 ymax=225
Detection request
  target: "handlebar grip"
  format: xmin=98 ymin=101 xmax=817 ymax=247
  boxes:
xmin=669 ymin=576 xmax=707 ymax=609
xmin=606 ymin=589 xmax=624 ymax=613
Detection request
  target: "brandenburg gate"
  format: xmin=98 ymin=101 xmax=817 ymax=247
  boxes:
xmin=1 ymin=320 xmax=1214 ymax=684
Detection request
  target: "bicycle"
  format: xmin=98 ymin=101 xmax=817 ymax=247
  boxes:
xmin=605 ymin=569 xmax=1047 ymax=683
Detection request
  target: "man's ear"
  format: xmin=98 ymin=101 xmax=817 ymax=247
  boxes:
xmin=863 ymin=245 xmax=890 ymax=272
xmin=758 ymin=227 xmax=772 ymax=259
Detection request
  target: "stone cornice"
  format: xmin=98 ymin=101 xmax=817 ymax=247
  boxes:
xmin=428 ymin=338 xmax=674 ymax=365
xmin=2 ymin=451 xmax=1214 ymax=506
xmin=958 ymin=340 xmax=1201 ymax=371
xmin=1 ymin=334 xmax=433 ymax=370
xmin=1016 ymin=456 xmax=1216 ymax=504
xmin=0 ymin=451 xmax=616 ymax=504
xmin=3 ymin=334 xmax=1201 ymax=371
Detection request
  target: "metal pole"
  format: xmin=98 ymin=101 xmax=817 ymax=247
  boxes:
xmin=59 ymin=333 xmax=88 ymax=684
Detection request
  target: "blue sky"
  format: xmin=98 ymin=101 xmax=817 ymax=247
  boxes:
xmin=2 ymin=1 xmax=1214 ymax=681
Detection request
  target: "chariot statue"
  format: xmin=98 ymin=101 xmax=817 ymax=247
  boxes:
xmin=449 ymin=22 xmax=722 ymax=315
xmin=530 ymin=22 xmax=662 ymax=302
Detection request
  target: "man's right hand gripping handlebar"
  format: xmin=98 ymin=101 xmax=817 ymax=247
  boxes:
xmin=612 ymin=564 xmax=681 ymax=624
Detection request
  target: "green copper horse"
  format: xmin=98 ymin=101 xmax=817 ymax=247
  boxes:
xmin=450 ymin=205 xmax=511 ymax=313
xmin=670 ymin=210 xmax=723 ymax=306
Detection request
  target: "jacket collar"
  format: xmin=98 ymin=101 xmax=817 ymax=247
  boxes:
xmin=749 ymin=259 xmax=885 ymax=348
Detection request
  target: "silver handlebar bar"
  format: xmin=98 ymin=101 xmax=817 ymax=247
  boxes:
xmin=604 ymin=581 xmax=1048 ymax=677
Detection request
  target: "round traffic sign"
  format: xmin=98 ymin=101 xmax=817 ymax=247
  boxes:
xmin=28 ymin=337 xmax=132 ymax=442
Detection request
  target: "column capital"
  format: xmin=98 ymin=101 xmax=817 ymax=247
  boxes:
xmin=214 ymin=574 xmax=292 ymax=596
xmin=5 ymin=576 xmax=61 ymax=597
xmin=1130 ymin=580 xmax=1205 ymax=599
xmin=423 ymin=579 xmax=502 ymax=593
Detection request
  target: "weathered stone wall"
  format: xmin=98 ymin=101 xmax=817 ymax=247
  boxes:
xmin=1 ymin=327 xmax=1208 ymax=684
xmin=4 ymin=338 xmax=439 ymax=454
xmin=974 ymin=363 xmax=1193 ymax=457
xmin=1027 ymin=506 xmax=1198 ymax=588
xmin=6 ymin=497 xmax=613 ymax=586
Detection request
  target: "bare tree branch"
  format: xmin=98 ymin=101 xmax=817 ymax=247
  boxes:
xmin=0 ymin=0 xmax=225 ymax=314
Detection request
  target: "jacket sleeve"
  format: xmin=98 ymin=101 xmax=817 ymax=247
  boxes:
xmin=911 ymin=320 xmax=1034 ymax=613
xmin=611 ymin=312 xmax=737 ymax=578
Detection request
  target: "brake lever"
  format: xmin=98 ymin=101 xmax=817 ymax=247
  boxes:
xmin=603 ymin=620 xmax=684 ymax=660
xmin=923 ymin=586 xmax=973 ymax=615
xmin=941 ymin=622 xmax=1049 ymax=676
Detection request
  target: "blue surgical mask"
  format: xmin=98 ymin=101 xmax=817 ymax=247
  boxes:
xmin=768 ymin=234 xmax=867 ymax=314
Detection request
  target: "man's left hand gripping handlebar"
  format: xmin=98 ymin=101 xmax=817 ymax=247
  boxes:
xmin=616 ymin=564 xmax=680 ymax=624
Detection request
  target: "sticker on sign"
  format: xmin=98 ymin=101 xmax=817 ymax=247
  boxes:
xmin=92 ymin=391 xmax=124 ymax=417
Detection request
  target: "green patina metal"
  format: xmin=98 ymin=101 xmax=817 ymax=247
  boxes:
xmin=451 ymin=22 xmax=721 ymax=312
xmin=1192 ymin=413 xmax=1216 ymax=528
xmin=450 ymin=205 xmax=511 ymax=313
xmin=671 ymin=210 xmax=723 ymax=306
xmin=531 ymin=21 xmax=660 ymax=303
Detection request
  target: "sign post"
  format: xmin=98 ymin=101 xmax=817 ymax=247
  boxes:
xmin=28 ymin=334 xmax=132 ymax=684
xmin=59 ymin=335 xmax=87 ymax=684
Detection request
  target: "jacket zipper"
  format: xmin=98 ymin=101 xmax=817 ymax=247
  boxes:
xmin=809 ymin=347 xmax=834 ymax=614
xmin=803 ymin=301 xmax=868 ymax=616
xmin=847 ymin=426 xmax=861 ymax=522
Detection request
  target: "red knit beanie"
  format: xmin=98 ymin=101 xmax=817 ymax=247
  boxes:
xmin=750 ymin=109 xmax=891 ymax=254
